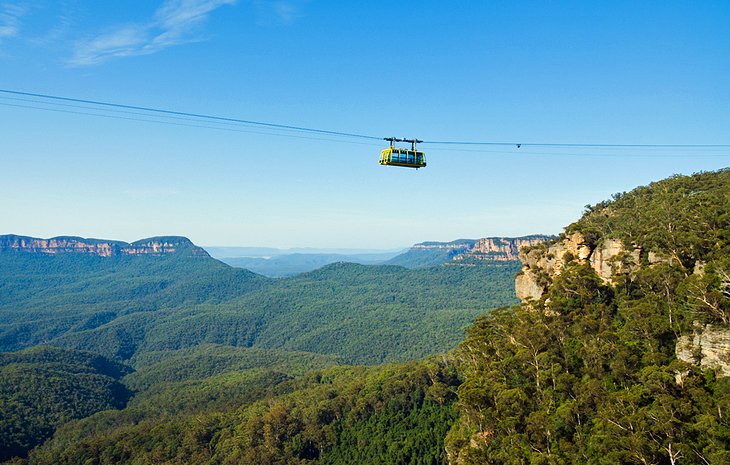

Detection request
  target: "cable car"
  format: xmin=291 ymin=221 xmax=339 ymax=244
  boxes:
xmin=379 ymin=137 xmax=426 ymax=169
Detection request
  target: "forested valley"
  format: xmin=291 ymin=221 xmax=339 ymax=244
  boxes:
xmin=2 ymin=169 xmax=729 ymax=464
xmin=0 ymin=231 xmax=518 ymax=462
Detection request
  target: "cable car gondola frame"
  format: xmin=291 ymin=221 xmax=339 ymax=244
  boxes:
xmin=379 ymin=137 xmax=426 ymax=169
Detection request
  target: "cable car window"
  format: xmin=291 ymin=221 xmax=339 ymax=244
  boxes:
xmin=380 ymin=138 xmax=426 ymax=169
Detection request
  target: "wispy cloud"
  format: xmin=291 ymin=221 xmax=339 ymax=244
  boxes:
xmin=271 ymin=1 xmax=302 ymax=23
xmin=254 ymin=0 xmax=305 ymax=25
xmin=69 ymin=0 xmax=236 ymax=66
xmin=0 ymin=2 xmax=28 ymax=39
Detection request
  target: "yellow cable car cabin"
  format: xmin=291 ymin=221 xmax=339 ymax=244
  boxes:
xmin=379 ymin=137 xmax=426 ymax=169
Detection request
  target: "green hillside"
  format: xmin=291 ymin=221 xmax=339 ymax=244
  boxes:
xmin=51 ymin=261 xmax=519 ymax=364
xmin=219 ymin=262 xmax=520 ymax=364
xmin=0 ymin=252 xmax=519 ymax=364
xmin=126 ymin=344 xmax=339 ymax=392
xmin=0 ymin=240 xmax=518 ymax=462
xmin=446 ymin=169 xmax=730 ymax=464
xmin=0 ymin=346 xmax=132 ymax=461
xmin=26 ymin=360 xmax=459 ymax=465
xmin=0 ymin=252 xmax=268 ymax=356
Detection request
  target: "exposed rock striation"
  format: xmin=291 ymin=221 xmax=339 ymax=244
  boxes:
xmin=0 ymin=234 xmax=209 ymax=258
xmin=388 ymin=236 xmax=553 ymax=268
xmin=514 ymin=232 xmax=730 ymax=377
xmin=453 ymin=236 xmax=549 ymax=262
xmin=410 ymin=235 xmax=552 ymax=262
xmin=676 ymin=324 xmax=730 ymax=377
xmin=515 ymin=233 xmax=649 ymax=301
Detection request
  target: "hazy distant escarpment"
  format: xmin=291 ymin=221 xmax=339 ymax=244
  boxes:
xmin=215 ymin=237 xmax=552 ymax=277
xmin=0 ymin=234 xmax=209 ymax=257
xmin=387 ymin=235 xmax=552 ymax=268
xmin=454 ymin=235 xmax=552 ymax=262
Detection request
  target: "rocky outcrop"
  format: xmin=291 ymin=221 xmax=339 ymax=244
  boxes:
xmin=453 ymin=236 xmax=549 ymax=262
xmin=513 ymin=233 xmax=730 ymax=377
xmin=515 ymin=233 xmax=645 ymax=301
xmin=514 ymin=272 xmax=545 ymax=302
xmin=409 ymin=236 xmax=553 ymax=262
xmin=676 ymin=324 xmax=730 ymax=377
xmin=588 ymin=238 xmax=640 ymax=280
xmin=0 ymin=235 xmax=209 ymax=258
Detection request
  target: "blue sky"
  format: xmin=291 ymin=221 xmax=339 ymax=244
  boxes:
xmin=1 ymin=1 xmax=728 ymax=248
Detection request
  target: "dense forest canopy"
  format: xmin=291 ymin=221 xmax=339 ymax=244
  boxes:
xmin=0 ymin=347 xmax=132 ymax=462
xmin=447 ymin=169 xmax=730 ymax=464
xmin=0 ymin=239 xmax=519 ymax=461
xmin=0 ymin=254 xmax=519 ymax=364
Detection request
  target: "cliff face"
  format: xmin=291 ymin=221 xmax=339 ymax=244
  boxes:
xmin=454 ymin=236 xmax=549 ymax=262
xmin=676 ymin=324 xmax=730 ymax=377
xmin=515 ymin=232 xmax=650 ymax=301
xmin=512 ymin=171 xmax=730 ymax=379
xmin=0 ymin=235 xmax=209 ymax=258
xmin=515 ymin=232 xmax=730 ymax=377
xmin=387 ymin=236 xmax=552 ymax=269
xmin=411 ymin=236 xmax=552 ymax=261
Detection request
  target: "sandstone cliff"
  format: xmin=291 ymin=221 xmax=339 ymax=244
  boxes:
xmin=410 ymin=235 xmax=552 ymax=261
xmin=0 ymin=234 xmax=209 ymax=258
xmin=515 ymin=232 xmax=656 ymax=301
xmin=676 ymin=324 xmax=730 ymax=377
xmin=514 ymin=231 xmax=730 ymax=377
xmin=387 ymin=236 xmax=552 ymax=269
xmin=453 ymin=235 xmax=549 ymax=262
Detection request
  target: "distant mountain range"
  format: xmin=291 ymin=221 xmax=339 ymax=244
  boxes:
xmin=205 ymin=246 xmax=405 ymax=258
xmin=385 ymin=235 xmax=554 ymax=268
xmin=0 ymin=234 xmax=519 ymax=364
xmin=0 ymin=234 xmax=208 ymax=257
xmin=1 ymin=234 xmax=553 ymax=278
xmin=217 ymin=252 xmax=398 ymax=277
xmin=206 ymin=235 xmax=554 ymax=277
